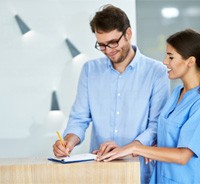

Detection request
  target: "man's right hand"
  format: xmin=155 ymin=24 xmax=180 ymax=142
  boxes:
xmin=53 ymin=133 xmax=80 ymax=157
xmin=53 ymin=140 xmax=71 ymax=157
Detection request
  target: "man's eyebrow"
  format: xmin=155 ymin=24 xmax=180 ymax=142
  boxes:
xmin=97 ymin=38 xmax=119 ymax=45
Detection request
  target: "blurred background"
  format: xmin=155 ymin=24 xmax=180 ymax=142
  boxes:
xmin=0 ymin=0 xmax=199 ymax=158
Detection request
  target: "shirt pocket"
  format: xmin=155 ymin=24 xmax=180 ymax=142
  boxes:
xmin=162 ymin=119 xmax=182 ymax=147
xmin=160 ymin=174 xmax=179 ymax=184
xmin=160 ymin=162 xmax=182 ymax=183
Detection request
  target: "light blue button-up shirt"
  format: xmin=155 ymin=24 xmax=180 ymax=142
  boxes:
xmin=64 ymin=46 xmax=170 ymax=183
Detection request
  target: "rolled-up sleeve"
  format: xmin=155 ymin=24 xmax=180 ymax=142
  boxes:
xmin=63 ymin=63 xmax=91 ymax=142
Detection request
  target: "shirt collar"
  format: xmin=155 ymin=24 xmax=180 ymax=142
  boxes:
xmin=107 ymin=45 xmax=141 ymax=70
xmin=128 ymin=45 xmax=141 ymax=69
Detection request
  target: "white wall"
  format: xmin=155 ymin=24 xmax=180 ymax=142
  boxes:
xmin=0 ymin=0 xmax=136 ymax=158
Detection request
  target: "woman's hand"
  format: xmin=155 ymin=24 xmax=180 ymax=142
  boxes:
xmin=93 ymin=141 xmax=119 ymax=157
xmin=96 ymin=143 xmax=134 ymax=162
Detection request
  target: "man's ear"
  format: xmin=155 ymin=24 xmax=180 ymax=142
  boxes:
xmin=125 ymin=27 xmax=132 ymax=41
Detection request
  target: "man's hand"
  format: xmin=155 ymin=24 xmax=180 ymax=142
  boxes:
xmin=53 ymin=133 xmax=80 ymax=157
xmin=53 ymin=140 xmax=71 ymax=157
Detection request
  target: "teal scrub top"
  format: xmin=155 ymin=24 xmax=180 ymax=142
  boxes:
xmin=150 ymin=84 xmax=200 ymax=184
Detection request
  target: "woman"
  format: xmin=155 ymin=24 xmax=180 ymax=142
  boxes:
xmin=97 ymin=29 xmax=200 ymax=183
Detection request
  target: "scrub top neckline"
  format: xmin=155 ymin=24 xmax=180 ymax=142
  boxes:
xmin=165 ymin=85 xmax=200 ymax=118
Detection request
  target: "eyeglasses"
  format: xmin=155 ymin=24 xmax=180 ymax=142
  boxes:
xmin=95 ymin=29 xmax=126 ymax=51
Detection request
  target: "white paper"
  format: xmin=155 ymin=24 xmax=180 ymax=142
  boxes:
xmin=49 ymin=153 xmax=97 ymax=163
xmin=62 ymin=153 xmax=96 ymax=162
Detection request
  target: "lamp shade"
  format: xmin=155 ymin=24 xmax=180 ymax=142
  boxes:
xmin=51 ymin=91 xmax=60 ymax=111
xmin=15 ymin=14 xmax=31 ymax=35
xmin=65 ymin=38 xmax=81 ymax=58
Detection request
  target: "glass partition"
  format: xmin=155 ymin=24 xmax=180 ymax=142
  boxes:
xmin=136 ymin=0 xmax=200 ymax=91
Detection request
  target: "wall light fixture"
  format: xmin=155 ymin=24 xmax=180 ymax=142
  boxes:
xmin=65 ymin=38 xmax=81 ymax=58
xmin=15 ymin=14 xmax=31 ymax=35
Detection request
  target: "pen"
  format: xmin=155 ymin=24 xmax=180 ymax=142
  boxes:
xmin=56 ymin=131 xmax=65 ymax=147
xmin=56 ymin=131 xmax=70 ymax=157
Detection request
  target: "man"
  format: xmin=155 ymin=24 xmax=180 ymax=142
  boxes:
xmin=53 ymin=4 xmax=170 ymax=183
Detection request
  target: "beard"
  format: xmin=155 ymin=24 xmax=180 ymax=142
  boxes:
xmin=107 ymin=43 xmax=130 ymax=64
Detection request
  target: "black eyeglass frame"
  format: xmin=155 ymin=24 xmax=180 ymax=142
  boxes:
xmin=95 ymin=28 xmax=128 ymax=51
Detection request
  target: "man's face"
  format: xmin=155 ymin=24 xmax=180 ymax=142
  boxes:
xmin=95 ymin=29 xmax=131 ymax=64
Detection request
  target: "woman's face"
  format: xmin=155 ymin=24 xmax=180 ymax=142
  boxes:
xmin=163 ymin=44 xmax=189 ymax=80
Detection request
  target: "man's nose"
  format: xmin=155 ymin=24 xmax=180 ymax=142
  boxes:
xmin=104 ymin=46 xmax=114 ymax=53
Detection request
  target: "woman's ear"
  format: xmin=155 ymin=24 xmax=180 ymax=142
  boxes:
xmin=187 ymin=56 xmax=196 ymax=67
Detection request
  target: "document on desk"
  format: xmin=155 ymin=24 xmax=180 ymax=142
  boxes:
xmin=48 ymin=153 xmax=97 ymax=164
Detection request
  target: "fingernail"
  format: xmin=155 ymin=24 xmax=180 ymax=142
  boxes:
xmin=97 ymin=153 xmax=102 ymax=157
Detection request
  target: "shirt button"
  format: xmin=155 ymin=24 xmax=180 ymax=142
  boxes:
xmin=114 ymin=130 xmax=118 ymax=133
xmin=117 ymin=93 xmax=120 ymax=97
xmin=116 ymin=111 xmax=119 ymax=115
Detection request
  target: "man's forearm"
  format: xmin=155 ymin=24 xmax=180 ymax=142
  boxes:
xmin=64 ymin=133 xmax=80 ymax=147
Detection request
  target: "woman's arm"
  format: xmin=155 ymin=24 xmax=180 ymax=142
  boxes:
xmin=97 ymin=142 xmax=194 ymax=165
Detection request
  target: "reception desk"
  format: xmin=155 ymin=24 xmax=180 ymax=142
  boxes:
xmin=0 ymin=157 xmax=140 ymax=184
